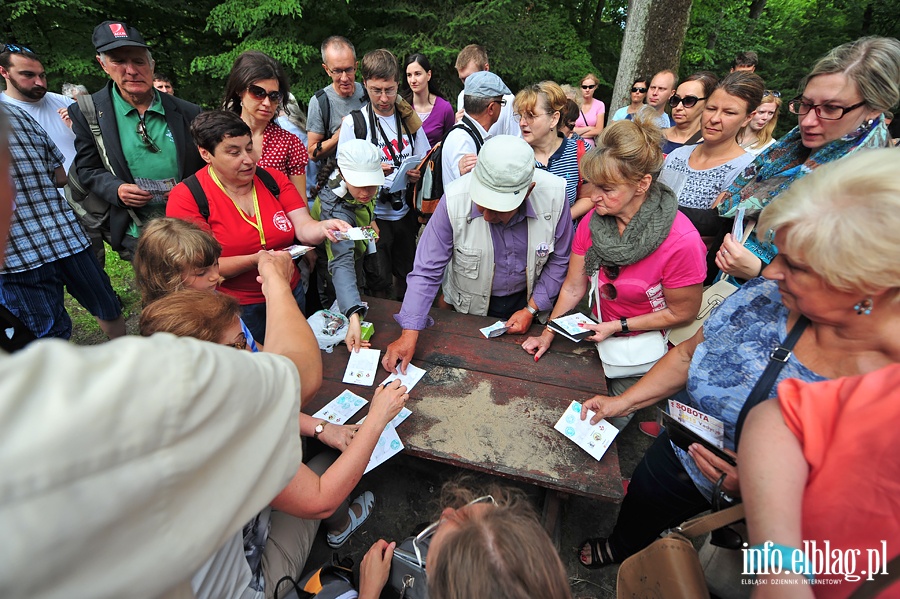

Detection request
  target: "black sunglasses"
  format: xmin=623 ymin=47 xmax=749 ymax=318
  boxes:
xmin=247 ymin=84 xmax=283 ymax=104
xmin=764 ymin=90 xmax=781 ymax=98
xmin=136 ymin=117 xmax=160 ymax=153
xmin=669 ymin=94 xmax=707 ymax=108
xmin=2 ymin=43 xmax=34 ymax=54
xmin=600 ymin=265 xmax=619 ymax=300
xmin=631 ymin=86 xmax=647 ymax=93
xmin=582 ymin=84 xmax=597 ymax=90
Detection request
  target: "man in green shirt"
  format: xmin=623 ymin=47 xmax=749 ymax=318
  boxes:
xmin=69 ymin=20 xmax=205 ymax=259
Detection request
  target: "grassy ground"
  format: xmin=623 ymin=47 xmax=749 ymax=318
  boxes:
xmin=66 ymin=244 xmax=142 ymax=344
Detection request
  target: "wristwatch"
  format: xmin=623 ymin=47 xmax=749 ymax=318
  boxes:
xmin=314 ymin=421 xmax=327 ymax=439
xmin=620 ymin=317 xmax=629 ymax=333
xmin=526 ymin=304 xmax=539 ymax=316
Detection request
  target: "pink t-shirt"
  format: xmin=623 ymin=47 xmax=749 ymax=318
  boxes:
xmin=575 ymin=99 xmax=606 ymax=131
xmin=571 ymin=210 xmax=705 ymax=322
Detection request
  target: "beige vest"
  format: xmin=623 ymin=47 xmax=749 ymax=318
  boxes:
xmin=441 ymin=169 xmax=567 ymax=315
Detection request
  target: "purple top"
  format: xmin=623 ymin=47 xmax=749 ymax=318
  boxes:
xmin=395 ymin=194 xmax=574 ymax=330
xmin=420 ymin=96 xmax=457 ymax=147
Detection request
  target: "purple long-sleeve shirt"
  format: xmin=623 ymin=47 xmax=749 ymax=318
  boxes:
xmin=395 ymin=195 xmax=574 ymax=330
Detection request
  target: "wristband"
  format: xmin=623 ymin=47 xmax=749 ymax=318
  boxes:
xmin=314 ymin=140 xmax=324 ymax=158
xmin=757 ymin=259 xmax=767 ymax=277
xmin=620 ymin=317 xmax=629 ymax=333
xmin=526 ymin=304 xmax=539 ymax=316
xmin=747 ymin=543 xmax=815 ymax=582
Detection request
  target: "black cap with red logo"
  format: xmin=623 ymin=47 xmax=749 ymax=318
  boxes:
xmin=92 ymin=21 xmax=149 ymax=53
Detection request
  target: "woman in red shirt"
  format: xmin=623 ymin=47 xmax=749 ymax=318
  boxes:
xmin=167 ymin=111 xmax=348 ymax=342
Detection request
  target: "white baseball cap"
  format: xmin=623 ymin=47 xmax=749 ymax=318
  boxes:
xmin=468 ymin=136 xmax=535 ymax=212
xmin=337 ymin=140 xmax=385 ymax=188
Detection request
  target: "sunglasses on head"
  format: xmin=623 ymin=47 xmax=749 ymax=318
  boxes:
xmin=669 ymin=94 xmax=707 ymax=108
xmin=246 ymin=84 xmax=283 ymax=104
xmin=764 ymin=89 xmax=781 ymax=98
xmin=631 ymin=86 xmax=647 ymax=93
xmin=582 ymin=84 xmax=597 ymax=90
xmin=2 ymin=43 xmax=34 ymax=55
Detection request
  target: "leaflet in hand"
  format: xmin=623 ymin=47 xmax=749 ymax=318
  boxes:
xmin=380 ymin=363 xmax=427 ymax=392
xmin=480 ymin=320 xmax=509 ymax=338
xmin=548 ymin=313 xmax=597 ymax=342
xmin=364 ymin=423 xmax=404 ymax=473
xmin=343 ymin=348 xmax=381 ymax=386
xmin=388 ymin=155 xmax=423 ymax=193
xmin=333 ymin=226 xmax=379 ymax=242
xmin=667 ymin=399 xmax=724 ymax=448
xmin=554 ymin=401 xmax=619 ymax=461
xmin=359 ymin=407 xmax=412 ymax=430
xmin=731 ymin=206 xmax=746 ymax=242
xmin=134 ymin=177 xmax=177 ymax=205
xmin=284 ymin=244 xmax=315 ymax=259
xmin=312 ymin=390 xmax=368 ymax=424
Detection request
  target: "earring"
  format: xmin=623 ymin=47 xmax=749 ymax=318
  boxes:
xmin=853 ymin=298 xmax=874 ymax=315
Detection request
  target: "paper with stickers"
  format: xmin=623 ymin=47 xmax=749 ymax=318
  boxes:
xmin=380 ymin=363 xmax=427 ymax=392
xmin=342 ymin=348 xmax=381 ymax=386
xmin=554 ymin=401 xmax=619 ymax=461
xmin=364 ymin=423 xmax=404 ymax=473
xmin=312 ymin=390 xmax=368 ymax=424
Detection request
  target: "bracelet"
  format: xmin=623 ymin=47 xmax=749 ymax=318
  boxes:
xmin=544 ymin=325 xmax=556 ymax=335
xmin=747 ymin=542 xmax=815 ymax=582
xmin=756 ymin=259 xmax=767 ymax=277
xmin=620 ymin=317 xmax=629 ymax=333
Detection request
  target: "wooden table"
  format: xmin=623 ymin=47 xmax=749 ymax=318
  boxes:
xmin=305 ymin=298 xmax=624 ymax=534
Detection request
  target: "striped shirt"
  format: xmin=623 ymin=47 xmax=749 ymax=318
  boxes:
xmin=538 ymin=136 xmax=581 ymax=208
xmin=1 ymin=103 xmax=88 ymax=273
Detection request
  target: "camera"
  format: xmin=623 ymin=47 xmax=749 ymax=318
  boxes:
xmin=380 ymin=190 xmax=404 ymax=211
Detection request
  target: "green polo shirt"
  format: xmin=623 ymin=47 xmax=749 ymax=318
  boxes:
xmin=111 ymin=86 xmax=179 ymax=237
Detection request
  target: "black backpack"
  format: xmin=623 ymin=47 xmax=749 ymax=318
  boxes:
xmin=411 ymin=115 xmax=484 ymax=217
xmin=182 ymin=167 xmax=280 ymax=220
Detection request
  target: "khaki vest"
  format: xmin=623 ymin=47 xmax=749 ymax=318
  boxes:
xmin=441 ymin=169 xmax=567 ymax=315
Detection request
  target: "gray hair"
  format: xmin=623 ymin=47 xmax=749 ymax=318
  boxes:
xmin=320 ymin=36 xmax=355 ymax=64
xmin=758 ymin=148 xmax=900 ymax=300
xmin=802 ymin=36 xmax=900 ymax=113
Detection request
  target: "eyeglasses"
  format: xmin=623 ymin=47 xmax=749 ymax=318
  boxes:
xmin=669 ymin=94 xmax=707 ymax=108
xmin=2 ymin=43 xmax=35 ymax=54
xmin=136 ymin=117 xmax=160 ymax=153
xmin=764 ymin=90 xmax=781 ymax=98
xmin=631 ymin=86 xmax=648 ymax=93
xmin=490 ymin=98 xmax=507 ymax=108
xmin=788 ymin=97 xmax=866 ymax=120
xmin=246 ymin=84 xmax=283 ymax=104
xmin=227 ymin=332 xmax=248 ymax=350
xmin=600 ymin=265 xmax=619 ymax=301
xmin=327 ymin=65 xmax=356 ymax=77
xmin=513 ymin=111 xmax=552 ymax=123
xmin=582 ymin=84 xmax=597 ymax=90
xmin=367 ymin=85 xmax=398 ymax=98
xmin=412 ymin=495 xmax=496 ymax=567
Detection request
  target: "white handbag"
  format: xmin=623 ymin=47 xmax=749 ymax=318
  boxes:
xmin=590 ymin=272 xmax=668 ymax=378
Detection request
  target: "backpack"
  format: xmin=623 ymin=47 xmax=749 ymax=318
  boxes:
xmin=411 ymin=115 xmax=483 ymax=218
xmin=315 ymin=89 xmax=332 ymax=140
xmin=182 ymin=167 xmax=280 ymax=220
xmin=64 ymin=94 xmax=142 ymax=242
xmin=273 ymin=559 xmax=357 ymax=599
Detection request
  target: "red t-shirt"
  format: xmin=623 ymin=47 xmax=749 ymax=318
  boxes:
xmin=258 ymin=121 xmax=308 ymax=178
xmin=167 ymin=166 xmax=305 ymax=304
xmin=777 ymin=366 xmax=900 ymax=597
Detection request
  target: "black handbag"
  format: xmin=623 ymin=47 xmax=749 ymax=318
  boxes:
xmin=389 ymin=533 xmax=430 ymax=599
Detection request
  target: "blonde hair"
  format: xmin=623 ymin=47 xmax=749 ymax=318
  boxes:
xmin=581 ymin=111 xmax=664 ymax=185
xmin=513 ymin=81 xmax=567 ymax=131
xmin=802 ymin=36 xmax=900 ymax=114
xmin=758 ymin=148 xmax=900 ymax=300
xmin=455 ymin=44 xmax=489 ymax=71
xmin=748 ymin=92 xmax=783 ymax=150
xmin=428 ymin=482 xmax=571 ymax=599
xmin=133 ymin=218 xmax=222 ymax=304
xmin=140 ymin=290 xmax=241 ymax=341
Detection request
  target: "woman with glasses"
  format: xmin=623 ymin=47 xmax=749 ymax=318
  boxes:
xmin=358 ymin=485 xmax=572 ymax=599
xmin=166 ymin=111 xmax=349 ymax=342
xmin=572 ymin=73 xmax=605 ymax=143
xmin=576 ymin=147 xmax=900 ymax=575
xmin=737 ymin=91 xmax=782 ymax=155
xmin=222 ymin=50 xmax=310 ymax=200
xmin=522 ymin=115 xmax=705 ymax=426
xmin=717 ymin=37 xmax=900 ymax=281
xmin=661 ymin=71 xmax=718 ymax=155
xmin=514 ymin=81 xmax=590 ymax=218
xmin=658 ymin=71 xmax=763 ymax=282
xmin=402 ymin=53 xmax=455 ymax=147
xmin=611 ymin=76 xmax=650 ymax=122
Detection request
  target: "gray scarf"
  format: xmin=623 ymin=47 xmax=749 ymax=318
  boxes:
xmin=584 ymin=180 xmax=679 ymax=276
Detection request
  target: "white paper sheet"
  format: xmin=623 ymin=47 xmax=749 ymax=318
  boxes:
xmin=380 ymin=363 xmax=427 ymax=392
xmin=343 ymin=348 xmax=381 ymax=386
xmin=311 ymin=390 xmax=368 ymax=424
xmin=553 ymin=401 xmax=619 ymax=461
xmin=364 ymin=423 xmax=404 ymax=473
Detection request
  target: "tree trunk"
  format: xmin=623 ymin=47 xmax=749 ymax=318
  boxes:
xmin=610 ymin=0 xmax=694 ymax=115
xmin=749 ymin=0 xmax=767 ymax=20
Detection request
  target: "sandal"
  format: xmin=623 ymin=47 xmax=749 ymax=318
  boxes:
xmin=578 ymin=537 xmax=618 ymax=569
xmin=327 ymin=491 xmax=375 ymax=549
